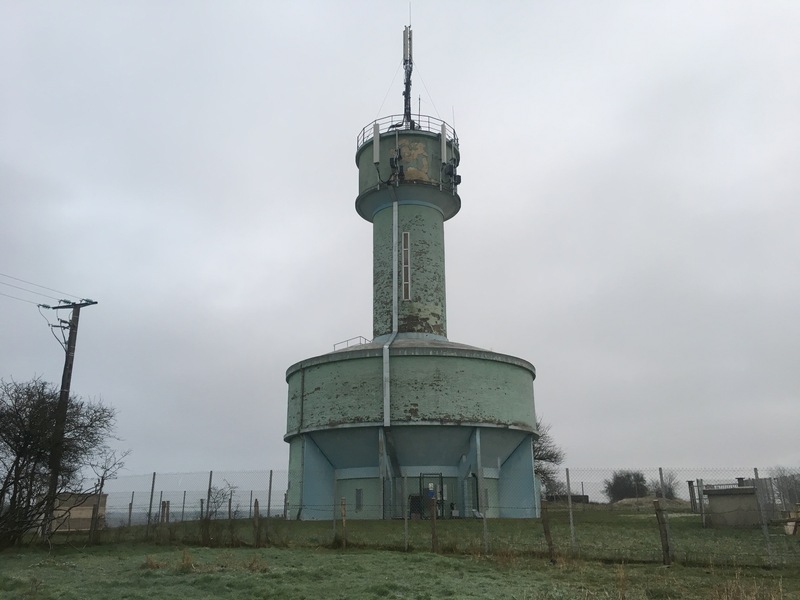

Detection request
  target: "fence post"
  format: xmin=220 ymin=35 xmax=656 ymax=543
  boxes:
xmin=253 ymin=498 xmax=261 ymax=548
xmin=565 ymin=468 xmax=576 ymax=550
xmin=266 ymin=470 xmax=273 ymax=544
xmin=181 ymin=491 xmax=186 ymax=522
xmin=128 ymin=491 xmax=134 ymax=528
xmin=158 ymin=492 xmax=163 ymax=523
xmin=540 ymin=499 xmax=557 ymax=563
xmin=166 ymin=500 xmax=171 ymax=524
xmin=145 ymin=472 xmax=156 ymax=538
xmin=340 ymin=497 xmax=347 ymax=550
xmin=403 ymin=475 xmax=409 ymax=552
xmin=653 ymin=499 xmax=674 ymax=565
xmin=482 ymin=488 xmax=490 ymax=554
xmin=430 ymin=495 xmax=439 ymax=553
xmin=249 ymin=490 xmax=253 ymax=519
xmin=687 ymin=481 xmax=697 ymax=513
xmin=658 ymin=467 xmax=666 ymax=499
xmin=332 ymin=476 xmax=338 ymax=537
xmin=697 ymin=479 xmax=706 ymax=527
xmin=206 ymin=471 xmax=213 ymax=519
xmin=754 ymin=468 xmax=774 ymax=566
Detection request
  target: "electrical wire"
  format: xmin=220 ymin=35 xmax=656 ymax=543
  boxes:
xmin=0 ymin=290 xmax=40 ymax=305
xmin=0 ymin=272 xmax=81 ymax=301
xmin=0 ymin=280 xmax=62 ymax=303
xmin=37 ymin=304 xmax=68 ymax=351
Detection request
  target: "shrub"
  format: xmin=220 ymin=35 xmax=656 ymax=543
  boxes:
xmin=603 ymin=470 xmax=647 ymax=502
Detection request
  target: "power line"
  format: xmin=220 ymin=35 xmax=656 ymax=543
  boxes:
xmin=0 ymin=290 xmax=41 ymax=305
xmin=0 ymin=280 xmax=63 ymax=302
xmin=0 ymin=272 xmax=81 ymax=301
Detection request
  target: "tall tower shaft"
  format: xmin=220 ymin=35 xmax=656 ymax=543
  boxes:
xmin=355 ymin=118 xmax=460 ymax=340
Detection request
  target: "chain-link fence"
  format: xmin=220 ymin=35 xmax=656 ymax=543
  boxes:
xmin=76 ymin=466 xmax=800 ymax=567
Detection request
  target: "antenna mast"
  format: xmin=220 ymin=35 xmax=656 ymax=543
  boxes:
xmin=402 ymin=25 xmax=414 ymax=129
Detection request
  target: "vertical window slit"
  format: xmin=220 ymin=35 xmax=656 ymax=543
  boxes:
xmin=402 ymin=232 xmax=411 ymax=301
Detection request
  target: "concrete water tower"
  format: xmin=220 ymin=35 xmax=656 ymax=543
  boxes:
xmin=285 ymin=26 xmax=539 ymax=519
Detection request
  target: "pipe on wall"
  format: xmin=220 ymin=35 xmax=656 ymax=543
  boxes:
xmin=382 ymin=185 xmax=399 ymax=428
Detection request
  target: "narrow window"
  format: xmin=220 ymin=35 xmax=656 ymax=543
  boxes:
xmin=402 ymin=232 xmax=411 ymax=300
xmin=355 ymin=488 xmax=364 ymax=512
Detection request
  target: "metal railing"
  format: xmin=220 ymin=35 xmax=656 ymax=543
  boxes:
xmin=333 ymin=336 xmax=372 ymax=351
xmin=356 ymin=114 xmax=458 ymax=152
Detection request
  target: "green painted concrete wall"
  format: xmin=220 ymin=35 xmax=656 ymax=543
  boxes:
xmin=285 ymin=351 xmax=535 ymax=435
xmin=356 ymin=130 xmax=459 ymax=195
xmin=373 ymin=204 xmax=447 ymax=338
xmin=335 ymin=478 xmax=383 ymax=520
xmin=389 ymin=356 xmax=534 ymax=428
xmin=286 ymin=356 xmax=382 ymax=434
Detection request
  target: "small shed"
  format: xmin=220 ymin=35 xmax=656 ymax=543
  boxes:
xmin=703 ymin=486 xmax=761 ymax=527
xmin=52 ymin=493 xmax=107 ymax=532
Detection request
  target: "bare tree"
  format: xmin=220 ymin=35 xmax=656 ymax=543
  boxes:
xmin=0 ymin=378 xmax=117 ymax=547
xmin=534 ymin=418 xmax=566 ymax=494
xmin=87 ymin=447 xmax=131 ymax=542
xmin=770 ymin=466 xmax=800 ymax=508
xmin=648 ymin=470 xmax=679 ymax=500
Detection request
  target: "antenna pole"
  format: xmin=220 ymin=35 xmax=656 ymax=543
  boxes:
xmin=403 ymin=26 xmax=414 ymax=128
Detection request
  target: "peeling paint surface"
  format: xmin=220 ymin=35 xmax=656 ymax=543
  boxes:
xmin=285 ymin=347 xmax=534 ymax=436
xmin=373 ymin=204 xmax=447 ymax=338
xmin=356 ymin=131 xmax=458 ymax=193
xmin=397 ymin=140 xmax=430 ymax=182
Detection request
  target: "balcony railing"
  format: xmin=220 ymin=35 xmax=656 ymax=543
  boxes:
xmin=356 ymin=114 xmax=458 ymax=152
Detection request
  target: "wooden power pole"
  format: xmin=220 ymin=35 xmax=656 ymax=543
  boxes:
xmin=42 ymin=299 xmax=97 ymax=536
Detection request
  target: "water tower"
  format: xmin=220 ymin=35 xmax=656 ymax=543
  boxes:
xmin=285 ymin=27 xmax=539 ymax=519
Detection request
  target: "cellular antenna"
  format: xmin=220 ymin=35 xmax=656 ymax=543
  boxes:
xmin=402 ymin=25 xmax=414 ymax=129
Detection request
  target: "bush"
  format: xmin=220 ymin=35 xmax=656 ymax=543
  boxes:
xmin=603 ymin=470 xmax=647 ymax=502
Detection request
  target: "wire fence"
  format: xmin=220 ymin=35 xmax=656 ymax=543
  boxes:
xmin=75 ymin=466 xmax=800 ymax=567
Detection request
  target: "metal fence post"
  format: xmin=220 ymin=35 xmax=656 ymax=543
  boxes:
xmin=266 ymin=469 xmax=273 ymax=544
xmin=403 ymin=475 xmax=408 ymax=552
xmin=340 ymin=497 xmax=347 ymax=550
xmin=482 ymin=488 xmax=489 ymax=554
xmin=145 ymin=472 xmax=156 ymax=538
xmin=697 ymin=479 xmax=706 ymax=527
xmin=754 ymin=468 xmax=774 ymax=566
xmin=566 ymin=468 xmax=576 ymax=549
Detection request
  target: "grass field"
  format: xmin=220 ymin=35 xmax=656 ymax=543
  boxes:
xmin=1 ymin=507 xmax=798 ymax=599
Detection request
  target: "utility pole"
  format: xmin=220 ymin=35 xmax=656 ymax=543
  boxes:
xmin=41 ymin=299 xmax=97 ymax=537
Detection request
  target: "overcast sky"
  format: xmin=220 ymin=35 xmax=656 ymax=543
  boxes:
xmin=1 ymin=1 xmax=798 ymax=477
